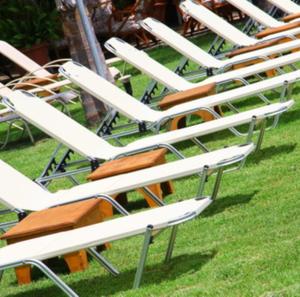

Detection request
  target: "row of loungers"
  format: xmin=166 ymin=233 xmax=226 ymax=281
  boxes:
xmin=0 ymin=1 xmax=300 ymax=296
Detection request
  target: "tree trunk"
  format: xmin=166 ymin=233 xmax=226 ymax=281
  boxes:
xmin=56 ymin=1 xmax=114 ymax=126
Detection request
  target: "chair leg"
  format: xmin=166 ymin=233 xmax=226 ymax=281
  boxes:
xmin=15 ymin=265 xmax=32 ymax=285
xmin=24 ymin=259 xmax=79 ymax=297
xmin=87 ymin=247 xmax=119 ymax=276
xmin=64 ymin=250 xmax=88 ymax=273
xmin=138 ymin=183 xmax=163 ymax=208
xmin=133 ymin=226 xmax=153 ymax=289
xmin=160 ymin=180 xmax=174 ymax=196
xmin=165 ymin=225 xmax=179 ymax=263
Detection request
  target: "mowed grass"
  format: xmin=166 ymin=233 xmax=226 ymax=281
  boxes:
xmin=0 ymin=34 xmax=300 ymax=297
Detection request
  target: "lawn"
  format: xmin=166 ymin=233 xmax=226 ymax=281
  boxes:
xmin=0 ymin=34 xmax=299 ymax=297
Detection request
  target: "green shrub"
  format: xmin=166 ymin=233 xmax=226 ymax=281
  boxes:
xmin=0 ymin=0 xmax=62 ymax=49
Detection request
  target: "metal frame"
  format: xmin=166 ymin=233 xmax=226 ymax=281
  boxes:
xmin=0 ymin=195 xmax=210 ymax=295
xmin=33 ymin=82 xmax=290 ymax=187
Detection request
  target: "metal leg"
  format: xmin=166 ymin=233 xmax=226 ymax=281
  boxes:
xmin=140 ymin=187 xmax=165 ymax=206
xmin=212 ymin=168 xmax=224 ymax=200
xmin=23 ymin=121 xmax=34 ymax=144
xmin=192 ymin=138 xmax=210 ymax=153
xmin=87 ymin=247 xmax=119 ymax=276
xmin=133 ymin=225 xmax=153 ymax=289
xmin=255 ymin=119 xmax=267 ymax=153
xmin=164 ymin=225 xmax=179 ymax=263
xmin=197 ymin=165 xmax=209 ymax=197
xmin=24 ymin=259 xmax=79 ymax=297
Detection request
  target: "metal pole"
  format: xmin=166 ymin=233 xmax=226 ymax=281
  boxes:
xmin=76 ymin=0 xmax=106 ymax=77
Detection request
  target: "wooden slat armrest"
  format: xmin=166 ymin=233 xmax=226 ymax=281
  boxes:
xmin=159 ymin=83 xmax=216 ymax=110
xmin=283 ymin=13 xmax=300 ymax=23
xmin=226 ymin=39 xmax=280 ymax=58
xmin=255 ymin=21 xmax=300 ymax=39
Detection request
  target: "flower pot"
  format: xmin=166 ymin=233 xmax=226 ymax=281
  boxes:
xmin=21 ymin=43 xmax=49 ymax=67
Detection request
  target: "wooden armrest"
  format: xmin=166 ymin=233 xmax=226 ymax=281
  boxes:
xmin=159 ymin=83 xmax=216 ymax=110
xmin=226 ymin=39 xmax=280 ymax=58
xmin=283 ymin=13 xmax=300 ymax=23
xmin=255 ymin=21 xmax=300 ymax=39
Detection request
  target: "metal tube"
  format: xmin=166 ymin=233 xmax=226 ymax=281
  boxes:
xmin=211 ymin=168 xmax=224 ymax=200
xmin=255 ymin=119 xmax=267 ymax=153
xmin=197 ymin=165 xmax=209 ymax=197
xmin=164 ymin=225 xmax=179 ymax=263
xmin=24 ymin=259 xmax=79 ymax=297
xmin=76 ymin=0 xmax=106 ymax=77
xmin=133 ymin=225 xmax=153 ymax=289
xmin=87 ymin=247 xmax=119 ymax=276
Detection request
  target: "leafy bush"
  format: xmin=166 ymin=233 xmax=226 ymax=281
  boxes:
xmin=0 ymin=0 xmax=62 ymax=49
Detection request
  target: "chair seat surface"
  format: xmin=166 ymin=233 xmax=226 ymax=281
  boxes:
xmin=0 ymin=198 xmax=212 ymax=267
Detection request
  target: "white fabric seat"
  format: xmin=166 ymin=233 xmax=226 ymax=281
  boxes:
xmin=4 ymin=90 xmax=292 ymax=162
xmin=141 ymin=18 xmax=300 ymax=71
xmin=104 ymin=37 xmax=300 ymax=91
xmin=60 ymin=61 xmax=298 ymax=123
xmin=0 ymin=196 xmax=212 ymax=295
xmin=0 ymin=197 xmax=211 ymax=267
xmin=0 ymin=40 xmax=121 ymax=86
xmin=226 ymin=0 xmax=291 ymax=28
xmin=180 ymin=0 xmax=300 ymax=47
xmin=267 ymin=0 xmax=300 ymax=14
xmin=0 ymin=143 xmax=254 ymax=211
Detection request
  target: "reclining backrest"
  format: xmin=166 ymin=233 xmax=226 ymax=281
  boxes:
xmin=5 ymin=90 xmax=118 ymax=160
xmin=0 ymin=160 xmax=52 ymax=210
xmin=267 ymin=0 xmax=300 ymax=14
xmin=180 ymin=0 xmax=257 ymax=46
xmin=141 ymin=18 xmax=223 ymax=69
xmin=226 ymin=0 xmax=282 ymax=28
xmin=0 ymin=41 xmax=50 ymax=77
xmin=60 ymin=61 xmax=162 ymax=122
xmin=105 ymin=37 xmax=193 ymax=91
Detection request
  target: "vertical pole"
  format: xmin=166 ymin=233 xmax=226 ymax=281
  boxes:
xmin=133 ymin=225 xmax=153 ymax=289
xmin=164 ymin=225 xmax=179 ymax=263
xmin=76 ymin=0 xmax=106 ymax=77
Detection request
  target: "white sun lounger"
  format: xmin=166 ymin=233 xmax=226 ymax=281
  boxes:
xmin=104 ymin=37 xmax=300 ymax=92
xmin=0 ymin=139 xmax=254 ymax=212
xmin=267 ymin=0 xmax=300 ymax=15
xmin=0 ymin=40 xmax=124 ymax=87
xmin=0 ymin=191 xmax=212 ymax=296
xmin=60 ymin=61 xmax=299 ymax=126
xmin=226 ymin=0 xmax=295 ymax=28
xmin=140 ymin=18 xmax=300 ymax=71
xmin=180 ymin=0 xmax=300 ymax=47
xmin=3 ymin=90 xmax=292 ymax=166
xmin=0 ymin=81 xmax=78 ymax=149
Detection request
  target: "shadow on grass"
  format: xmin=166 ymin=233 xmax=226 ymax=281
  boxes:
xmin=250 ymin=143 xmax=297 ymax=164
xmin=202 ymin=191 xmax=258 ymax=217
xmin=6 ymin=250 xmax=217 ymax=297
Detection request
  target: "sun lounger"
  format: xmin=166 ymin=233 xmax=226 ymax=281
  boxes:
xmin=180 ymin=0 xmax=300 ymax=47
xmin=0 ymin=77 xmax=80 ymax=149
xmin=0 ymin=40 xmax=127 ymax=88
xmin=60 ymin=61 xmax=298 ymax=126
xmin=140 ymin=18 xmax=300 ymax=71
xmin=3 ymin=89 xmax=292 ymax=173
xmin=267 ymin=0 xmax=300 ymax=15
xmin=104 ymin=37 xmax=300 ymax=92
xmin=226 ymin=0 xmax=298 ymax=28
xmin=0 ymin=137 xmax=254 ymax=212
xmin=0 ymin=191 xmax=212 ymax=295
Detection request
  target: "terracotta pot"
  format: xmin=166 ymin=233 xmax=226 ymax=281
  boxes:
xmin=21 ymin=43 xmax=49 ymax=66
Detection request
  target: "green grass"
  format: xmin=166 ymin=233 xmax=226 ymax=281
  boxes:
xmin=0 ymin=35 xmax=300 ymax=297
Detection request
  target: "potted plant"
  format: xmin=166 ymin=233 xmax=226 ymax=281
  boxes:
xmin=0 ymin=0 xmax=62 ymax=65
